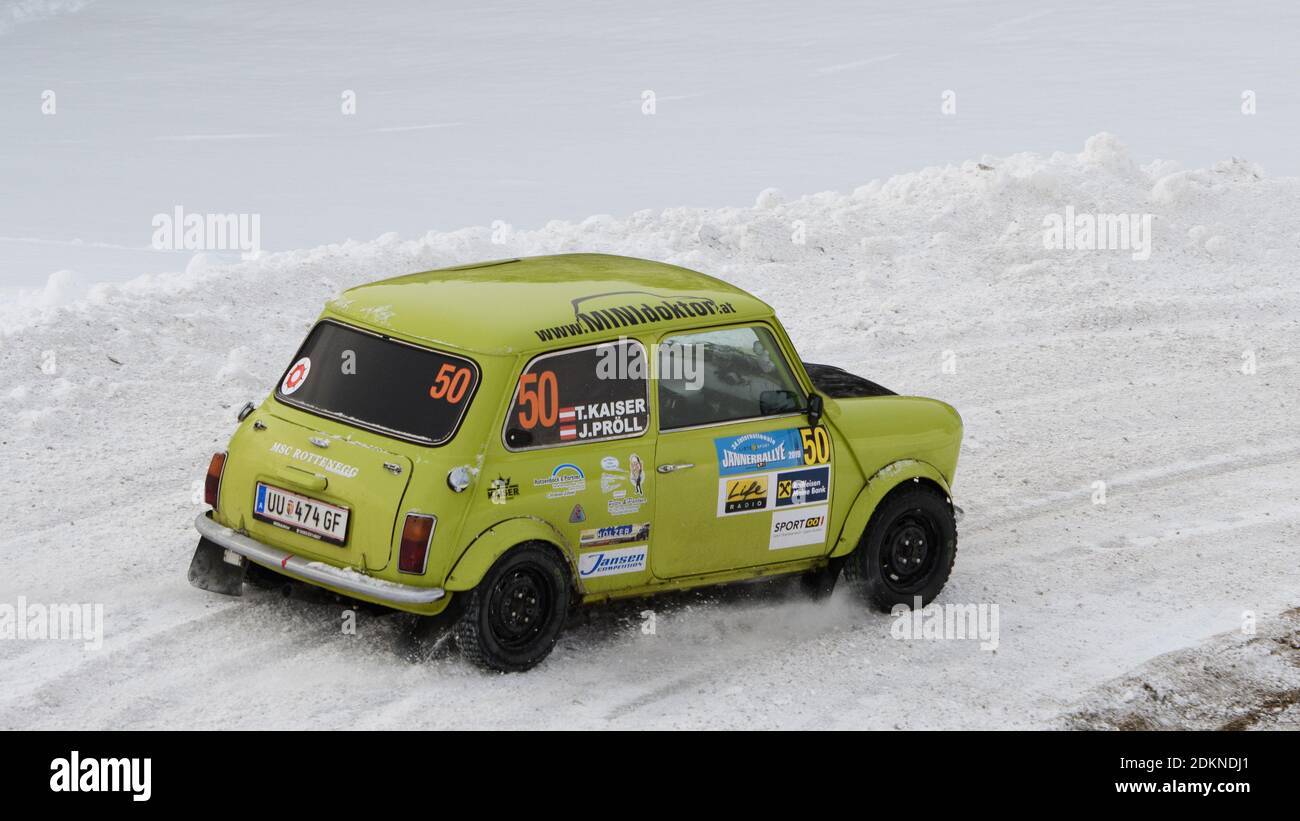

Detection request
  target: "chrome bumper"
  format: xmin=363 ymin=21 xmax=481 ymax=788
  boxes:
xmin=194 ymin=513 xmax=446 ymax=606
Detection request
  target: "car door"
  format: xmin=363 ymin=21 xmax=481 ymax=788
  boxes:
xmin=500 ymin=337 xmax=656 ymax=593
xmin=651 ymin=323 xmax=834 ymax=579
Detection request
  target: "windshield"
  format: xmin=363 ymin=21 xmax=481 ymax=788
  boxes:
xmin=274 ymin=320 xmax=480 ymax=445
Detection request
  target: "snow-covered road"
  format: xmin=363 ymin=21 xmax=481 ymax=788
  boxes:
xmin=2 ymin=135 xmax=1297 ymax=728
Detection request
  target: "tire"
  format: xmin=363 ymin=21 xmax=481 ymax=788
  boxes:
xmin=453 ymin=542 xmax=571 ymax=672
xmin=843 ymin=483 xmax=957 ymax=612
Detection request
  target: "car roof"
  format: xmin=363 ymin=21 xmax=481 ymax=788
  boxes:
xmin=325 ymin=253 xmax=775 ymax=355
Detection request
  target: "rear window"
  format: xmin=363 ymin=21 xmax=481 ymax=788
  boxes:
xmin=275 ymin=320 xmax=479 ymax=445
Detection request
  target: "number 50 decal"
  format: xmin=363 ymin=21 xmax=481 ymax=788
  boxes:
xmin=800 ymin=426 xmax=831 ymax=465
xmin=430 ymin=362 xmax=473 ymax=403
xmin=516 ymin=369 xmax=559 ymax=429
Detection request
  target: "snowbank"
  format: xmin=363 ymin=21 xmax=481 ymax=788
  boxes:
xmin=2 ymin=134 xmax=1298 ymax=729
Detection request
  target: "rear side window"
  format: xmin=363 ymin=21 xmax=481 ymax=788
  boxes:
xmin=275 ymin=320 xmax=479 ymax=445
xmin=504 ymin=339 xmax=649 ymax=450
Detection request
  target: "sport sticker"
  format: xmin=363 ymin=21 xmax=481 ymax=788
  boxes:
xmin=533 ymin=463 xmax=586 ymax=499
xmin=714 ymin=429 xmax=803 ymax=476
xmin=508 ymin=340 xmax=649 ymax=447
xmin=717 ymin=474 xmax=769 ymax=516
xmin=775 ymin=466 xmax=830 ymax=508
xmin=579 ymin=522 xmax=651 ymax=548
xmin=578 ymin=544 xmax=648 ymax=579
xmin=769 ymin=505 xmax=829 ymax=550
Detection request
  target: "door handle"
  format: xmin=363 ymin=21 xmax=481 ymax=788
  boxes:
xmin=656 ymin=462 xmax=695 ymax=474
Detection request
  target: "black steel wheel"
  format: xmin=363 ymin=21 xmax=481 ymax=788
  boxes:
xmin=843 ymin=483 xmax=957 ymax=612
xmin=454 ymin=542 xmax=570 ymax=672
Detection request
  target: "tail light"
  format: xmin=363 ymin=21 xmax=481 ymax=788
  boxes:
xmin=204 ymin=451 xmax=227 ymax=511
xmin=399 ymin=513 xmax=436 ymax=575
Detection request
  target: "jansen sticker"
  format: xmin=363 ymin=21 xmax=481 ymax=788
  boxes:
xmin=578 ymin=545 xmax=648 ymax=579
xmin=714 ymin=429 xmax=804 ymax=476
xmin=769 ymin=505 xmax=829 ymax=550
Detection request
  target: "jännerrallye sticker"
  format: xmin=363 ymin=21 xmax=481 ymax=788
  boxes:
xmin=714 ymin=429 xmax=804 ymax=476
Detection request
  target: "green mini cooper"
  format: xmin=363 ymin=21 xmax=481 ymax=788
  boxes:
xmin=190 ymin=254 xmax=963 ymax=671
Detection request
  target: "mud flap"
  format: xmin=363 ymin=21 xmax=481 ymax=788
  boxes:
xmin=187 ymin=536 xmax=247 ymax=596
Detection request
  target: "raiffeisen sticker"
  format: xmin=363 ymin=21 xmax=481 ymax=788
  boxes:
xmin=774 ymin=466 xmax=831 ymax=507
xmin=281 ymin=356 xmax=311 ymax=395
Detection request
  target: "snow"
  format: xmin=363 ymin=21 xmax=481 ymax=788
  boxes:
xmin=1 ymin=133 xmax=1298 ymax=728
xmin=5 ymin=1 xmax=1300 ymax=290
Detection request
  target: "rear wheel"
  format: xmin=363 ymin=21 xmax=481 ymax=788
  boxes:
xmin=453 ymin=543 xmax=571 ymax=672
xmin=843 ymin=484 xmax=957 ymax=612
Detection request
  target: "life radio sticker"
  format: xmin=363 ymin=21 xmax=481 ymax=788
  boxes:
xmin=713 ymin=429 xmax=804 ymax=476
xmin=769 ymin=505 xmax=829 ymax=550
xmin=717 ymin=474 xmax=770 ymax=516
xmin=774 ymin=466 xmax=830 ymax=508
xmin=508 ymin=340 xmax=649 ymax=448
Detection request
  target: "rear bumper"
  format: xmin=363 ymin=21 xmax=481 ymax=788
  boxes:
xmin=194 ymin=512 xmax=446 ymax=606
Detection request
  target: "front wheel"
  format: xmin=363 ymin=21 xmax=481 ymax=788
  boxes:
xmin=453 ymin=543 xmax=571 ymax=672
xmin=843 ymin=484 xmax=957 ymax=612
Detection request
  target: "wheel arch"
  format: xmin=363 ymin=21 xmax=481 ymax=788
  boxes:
xmin=828 ymin=460 xmax=954 ymax=558
xmin=443 ymin=516 xmax=577 ymax=592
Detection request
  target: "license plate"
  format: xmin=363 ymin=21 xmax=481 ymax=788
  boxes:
xmin=253 ymin=483 xmax=350 ymax=545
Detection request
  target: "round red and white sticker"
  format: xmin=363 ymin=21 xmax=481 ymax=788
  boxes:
xmin=281 ymin=357 xmax=311 ymax=395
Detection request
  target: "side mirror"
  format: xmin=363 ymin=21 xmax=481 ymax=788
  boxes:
xmin=806 ymin=392 xmax=824 ymax=430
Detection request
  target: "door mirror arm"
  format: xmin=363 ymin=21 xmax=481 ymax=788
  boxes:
xmin=806 ymin=392 xmax=824 ymax=429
